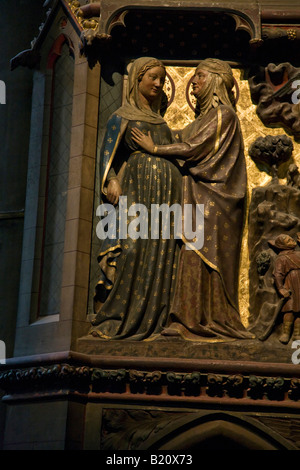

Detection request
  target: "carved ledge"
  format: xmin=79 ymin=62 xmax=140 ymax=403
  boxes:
xmin=262 ymin=26 xmax=300 ymax=42
xmin=1 ymin=354 xmax=300 ymax=407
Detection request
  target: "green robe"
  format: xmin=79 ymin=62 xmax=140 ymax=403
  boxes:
xmin=91 ymin=117 xmax=182 ymax=340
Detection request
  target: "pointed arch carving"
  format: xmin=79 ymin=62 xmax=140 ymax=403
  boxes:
xmin=138 ymin=411 xmax=298 ymax=450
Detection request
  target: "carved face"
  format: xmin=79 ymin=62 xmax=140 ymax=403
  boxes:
xmin=138 ymin=66 xmax=166 ymax=104
xmin=191 ymin=68 xmax=210 ymax=99
xmin=273 ymin=234 xmax=297 ymax=250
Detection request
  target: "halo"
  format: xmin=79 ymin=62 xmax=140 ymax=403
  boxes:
xmin=163 ymin=72 xmax=176 ymax=107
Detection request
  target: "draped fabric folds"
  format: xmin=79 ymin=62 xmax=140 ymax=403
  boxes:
xmin=158 ymin=105 xmax=254 ymax=341
xmin=91 ymin=57 xmax=181 ymax=340
xmin=92 ymin=118 xmax=181 ymax=340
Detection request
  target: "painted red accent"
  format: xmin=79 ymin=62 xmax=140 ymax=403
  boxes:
xmin=265 ymin=68 xmax=289 ymax=92
xmin=47 ymin=33 xmax=68 ymax=70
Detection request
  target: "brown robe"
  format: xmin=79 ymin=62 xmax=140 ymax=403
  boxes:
xmin=155 ymin=104 xmax=254 ymax=341
xmin=273 ymin=249 xmax=300 ymax=313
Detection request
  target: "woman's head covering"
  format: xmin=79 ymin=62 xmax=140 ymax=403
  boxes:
xmin=194 ymin=58 xmax=236 ymax=118
xmin=268 ymin=234 xmax=297 ymax=250
xmin=115 ymin=57 xmax=166 ymax=124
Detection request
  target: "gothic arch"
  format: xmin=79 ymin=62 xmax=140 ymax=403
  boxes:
xmin=47 ymin=33 xmax=74 ymax=70
xmin=139 ymin=411 xmax=297 ymax=450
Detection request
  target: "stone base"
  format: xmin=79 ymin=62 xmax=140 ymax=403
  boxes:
xmin=76 ymin=329 xmax=295 ymax=365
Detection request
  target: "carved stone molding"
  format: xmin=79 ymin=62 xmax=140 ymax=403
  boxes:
xmin=100 ymin=409 xmax=190 ymax=450
xmin=100 ymin=408 xmax=300 ymax=450
xmin=11 ymin=0 xmax=260 ymax=71
xmin=94 ymin=0 xmax=260 ymax=40
xmin=1 ymin=354 xmax=300 ymax=407
xmin=262 ymin=26 xmax=300 ymax=42
xmin=10 ymin=0 xmax=300 ymax=72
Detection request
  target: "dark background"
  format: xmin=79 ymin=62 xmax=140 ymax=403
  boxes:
xmin=0 ymin=0 xmax=45 ymax=447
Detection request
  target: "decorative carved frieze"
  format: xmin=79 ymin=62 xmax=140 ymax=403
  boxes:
xmin=1 ymin=362 xmax=300 ymax=404
xmin=262 ymin=26 xmax=300 ymax=42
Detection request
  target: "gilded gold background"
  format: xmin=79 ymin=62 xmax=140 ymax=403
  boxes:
xmin=164 ymin=66 xmax=300 ymax=326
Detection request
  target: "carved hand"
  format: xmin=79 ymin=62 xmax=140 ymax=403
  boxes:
xmin=131 ymin=128 xmax=155 ymax=154
xmin=107 ymin=178 xmax=122 ymax=205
